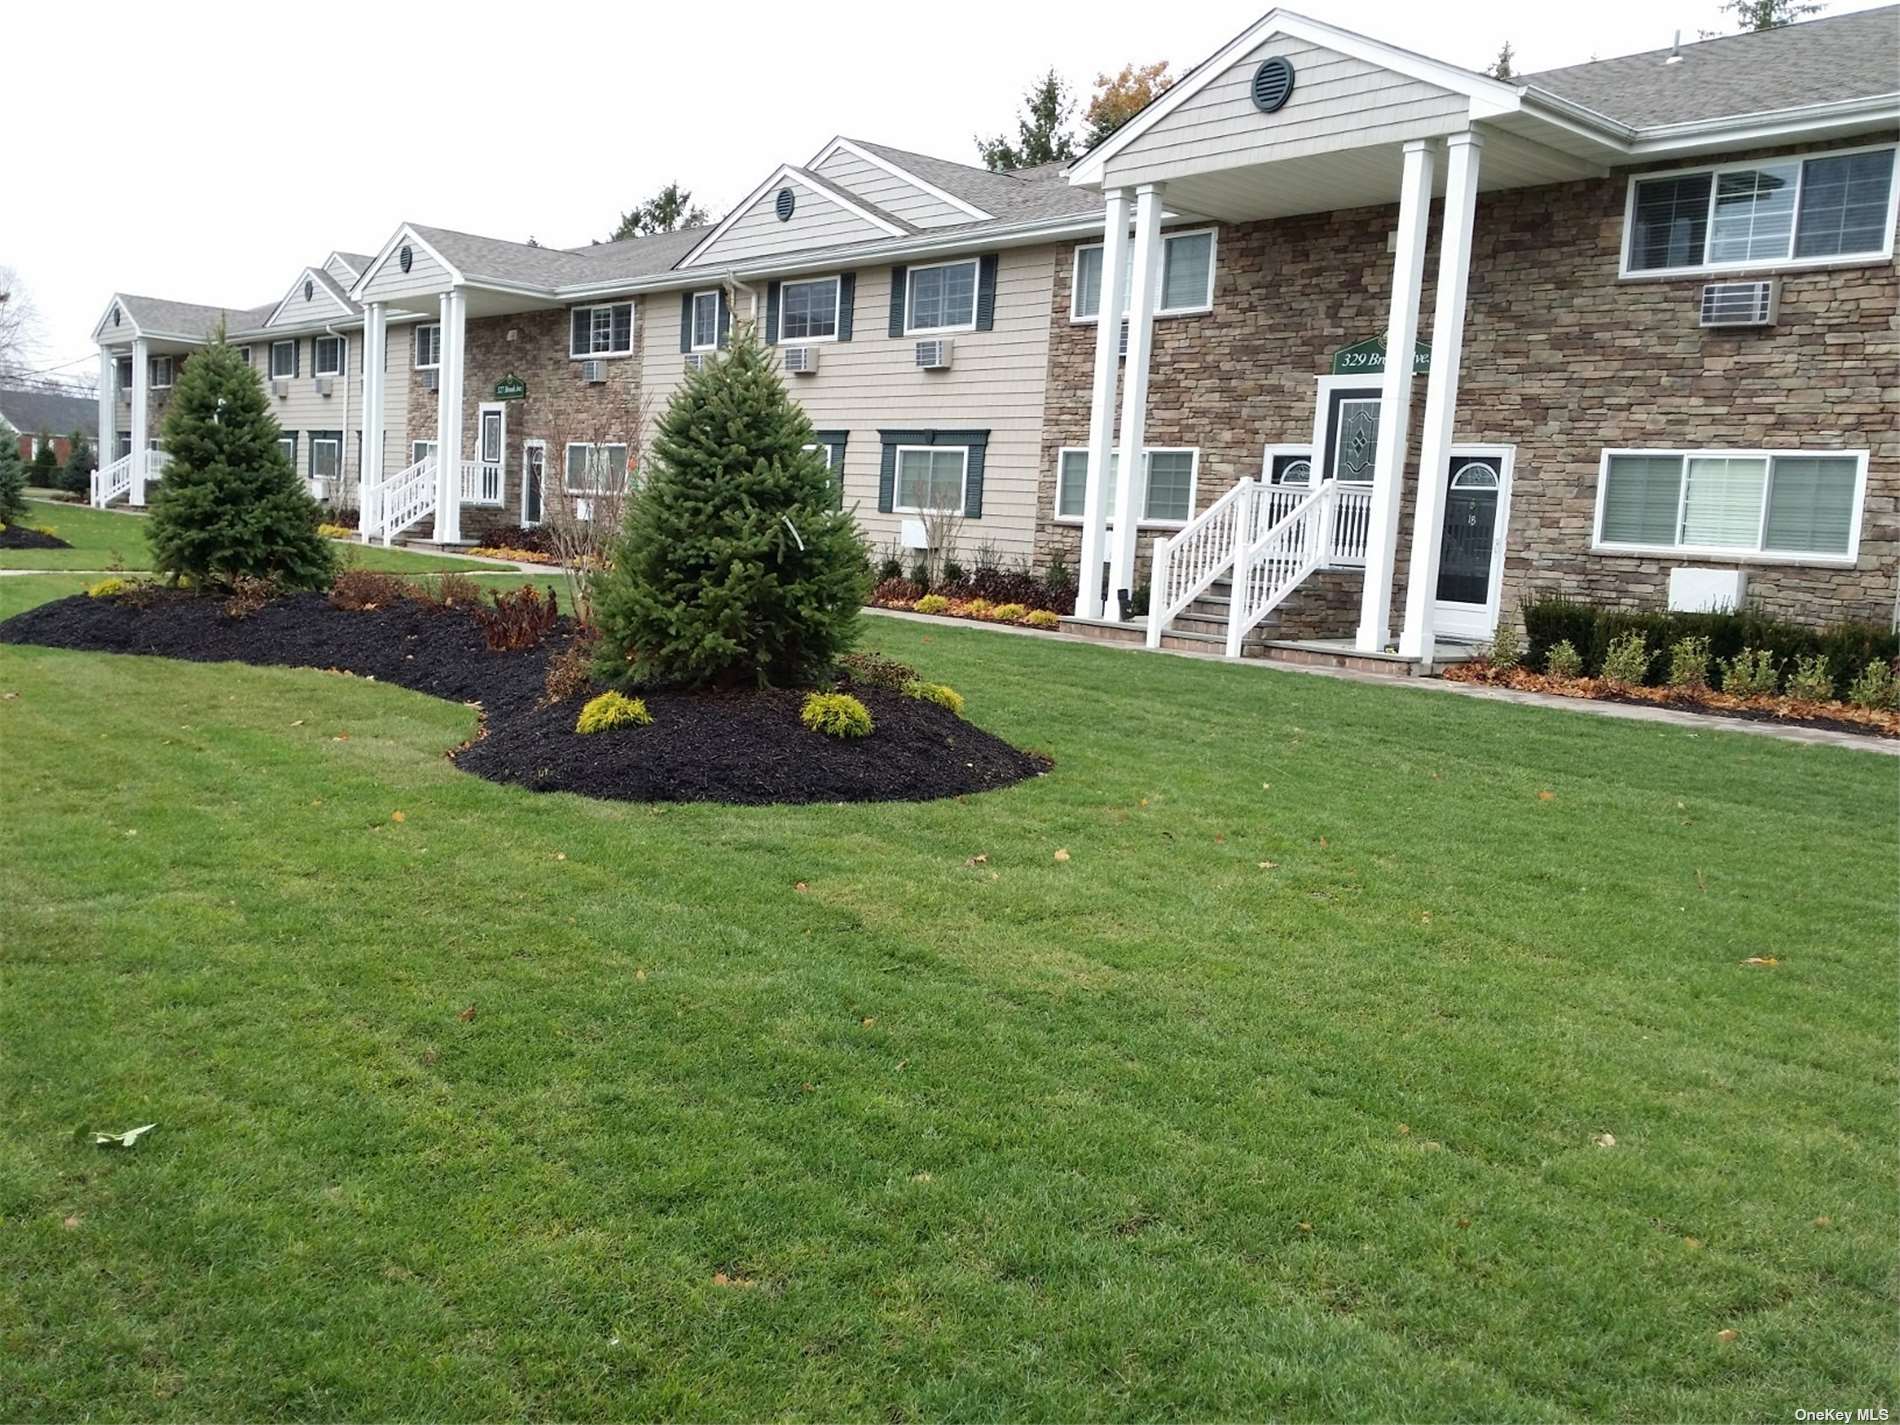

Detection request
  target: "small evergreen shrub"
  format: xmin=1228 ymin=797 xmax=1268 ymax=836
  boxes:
xmin=1485 ymin=620 xmax=1522 ymax=669
xmin=876 ymin=553 xmax=904 ymax=583
xmin=1785 ymin=654 xmax=1835 ymax=703
xmin=329 ymin=568 xmax=412 ymax=611
xmin=1544 ymin=640 xmax=1583 ymax=679
xmin=61 ymin=434 xmax=94 ymax=497
xmin=914 ymin=594 xmax=951 ymax=615
xmin=908 ymin=558 xmax=931 ymax=588
xmin=575 ymin=690 xmax=652 ymax=734
xmin=1847 ymin=659 xmax=1898 ymax=711
xmin=1666 ymin=636 xmax=1711 ymax=691
xmin=801 ymin=691 xmax=872 ymax=739
xmin=941 ymin=559 xmax=967 ymax=587
xmin=1600 ymin=631 xmax=1650 ymax=688
xmin=963 ymin=598 xmax=994 ymax=619
xmin=474 ymin=585 xmax=560 ymax=652
xmin=1722 ymin=647 xmax=1780 ymax=698
xmin=0 ymin=442 xmax=27 ymax=525
xmin=85 ymin=577 xmax=129 ymax=598
xmin=988 ymin=602 xmax=1027 ymax=623
xmin=904 ymin=680 xmax=965 ymax=716
xmin=1024 ymin=609 xmax=1061 ymax=630
xmin=837 ymin=650 xmax=918 ymax=690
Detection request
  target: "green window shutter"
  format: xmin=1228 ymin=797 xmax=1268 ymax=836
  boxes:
xmin=887 ymin=266 xmax=907 ymax=337
xmin=974 ymin=255 xmax=999 ymax=331
xmin=964 ymin=438 xmax=987 ymax=518
xmin=293 ymin=340 xmax=301 ymax=377
xmin=572 ymin=308 xmax=589 ymax=355
xmin=718 ymin=293 xmax=731 ymax=348
xmin=813 ymin=431 xmax=848 ymax=509
xmin=765 ymin=282 xmax=781 ymax=344
xmin=878 ymin=441 xmax=896 ymax=513
xmin=837 ymin=272 xmax=856 ymax=342
xmin=679 ymin=293 xmax=693 ymax=353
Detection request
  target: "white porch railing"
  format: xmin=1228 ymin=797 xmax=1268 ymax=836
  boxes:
xmin=90 ymin=448 xmax=169 ymax=508
xmin=1146 ymin=479 xmax=1261 ymax=646
xmin=1327 ymin=482 xmax=1373 ymax=566
xmin=1225 ymin=483 xmax=1336 ymax=657
xmin=369 ymin=456 xmax=438 ymax=545
xmin=461 ymin=459 xmax=502 ymax=506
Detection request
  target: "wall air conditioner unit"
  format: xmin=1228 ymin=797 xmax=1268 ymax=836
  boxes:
xmin=914 ymin=338 xmax=954 ymax=371
xmin=270 ymin=380 xmax=289 ymax=399
xmin=1698 ymin=279 xmax=1778 ymax=328
xmin=315 ymin=378 xmax=334 ymax=397
xmin=1117 ymin=319 xmax=1130 ymax=358
xmin=781 ymin=345 xmax=819 ymax=375
xmin=422 ymin=369 xmax=440 ymax=392
xmin=581 ymin=359 xmax=607 ymax=384
xmin=683 ymin=352 xmax=709 ymax=373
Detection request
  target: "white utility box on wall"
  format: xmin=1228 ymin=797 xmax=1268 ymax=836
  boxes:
xmin=1668 ymin=567 xmax=1747 ymax=613
xmin=900 ymin=517 xmax=929 ymax=550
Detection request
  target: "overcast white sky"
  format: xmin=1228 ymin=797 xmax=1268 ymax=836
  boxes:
xmin=3 ymin=0 xmax=1885 ymax=380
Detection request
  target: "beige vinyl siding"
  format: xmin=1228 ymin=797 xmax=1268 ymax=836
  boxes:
xmin=251 ymin=324 xmax=414 ymax=506
xmin=686 ymin=178 xmax=894 ymax=268
xmin=268 ymin=275 xmax=353 ymax=329
xmin=324 ymin=254 xmax=360 ymax=287
xmin=642 ymin=247 xmax=1057 ymax=563
xmin=357 ymin=239 xmax=452 ymax=303
xmin=812 ymin=148 xmax=971 ymax=229
xmin=1102 ymin=38 xmax=1470 ymax=188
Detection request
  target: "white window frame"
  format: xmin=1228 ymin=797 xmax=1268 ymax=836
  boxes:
xmin=1052 ymin=445 xmax=1200 ymax=529
xmin=411 ymin=439 xmax=438 ymax=467
xmin=563 ymin=440 xmax=631 ymax=495
xmin=690 ymin=290 xmax=722 ymax=352
xmin=1618 ymin=143 xmax=1900 ymax=280
xmin=1261 ymin=443 xmax=1316 ymax=486
xmin=413 ymin=324 xmax=441 ymax=370
xmin=310 ymin=434 xmax=342 ymax=484
xmin=238 ymin=346 xmax=253 ymax=367
xmin=313 ymin=334 xmax=346 ymax=378
xmin=778 ymin=275 xmax=843 ymax=345
xmin=892 ymin=444 xmax=970 ymax=515
xmin=269 ymin=340 xmax=297 ymax=379
xmin=149 ymin=355 xmax=175 ymax=389
xmin=903 ymin=258 xmax=980 ymax=336
xmin=568 ymin=302 xmax=635 ymax=359
xmin=1591 ymin=447 xmax=1869 ymax=566
xmin=114 ymin=357 xmax=133 ymax=391
xmin=1070 ymin=226 xmax=1219 ymax=324
xmin=521 ymin=438 xmax=549 ymax=526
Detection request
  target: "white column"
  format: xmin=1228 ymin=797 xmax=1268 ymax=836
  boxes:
xmin=1356 ymin=139 xmax=1436 ymax=653
xmin=361 ymin=302 xmax=387 ymax=537
xmin=1106 ymin=182 xmax=1166 ymax=622
xmin=1399 ymin=132 xmax=1485 ymax=661
xmin=129 ymin=337 xmax=150 ymax=504
xmin=1074 ymin=188 xmax=1132 ymax=619
xmin=435 ymin=289 xmax=465 ymax=544
xmin=95 ymin=349 xmax=113 ymax=497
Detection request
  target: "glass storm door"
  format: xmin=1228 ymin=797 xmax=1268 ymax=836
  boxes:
xmin=522 ymin=443 xmax=545 ymax=526
xmin=1433 ymin=454 xmax=1507 ymax=639
xmin=1324 ymin=387 xmax=1381 ymax=483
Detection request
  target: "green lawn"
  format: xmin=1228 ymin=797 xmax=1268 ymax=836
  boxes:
xmin=2 ymin=499 xmax=502 ymax=574
xmin=1 ymin=575 xmax=1893 ymax=1421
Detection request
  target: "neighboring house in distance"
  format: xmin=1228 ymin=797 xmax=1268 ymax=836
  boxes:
xmin=0 ymin=386 xmax=98 ymax=466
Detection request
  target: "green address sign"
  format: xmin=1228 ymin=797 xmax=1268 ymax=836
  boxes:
xmin=1330 ymin=337 xmax=1430 ymax=377
xmin=494 ymin=375 xmax=528 ymax=401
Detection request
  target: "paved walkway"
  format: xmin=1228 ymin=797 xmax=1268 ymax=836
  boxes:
xmin=866 ymin=606 xmax=1899 ymax=757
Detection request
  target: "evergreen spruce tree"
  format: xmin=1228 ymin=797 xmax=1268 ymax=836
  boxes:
xmin=62 ymin=431 xmax=93 ymax=495
xmin=147 ymin=333 xmax=335 ymax=589
xmin=0 ymin=428 xmax=27 ymax=525
xmin=28 ymin=434 xmax=59 ymax=486
xmin=592 ymin=324 xmax=869 ymax=687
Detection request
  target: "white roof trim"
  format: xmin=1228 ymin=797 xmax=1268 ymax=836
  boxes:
xmin=325 ymin=250 xmax=364 ymax=279
xmin=346 ymin=223 xmax=465 ymax=300
xmin=1067 ymin=7 xmax=1527 ymax=184
xmin=265 ymin=267 xmax=354 ymax=327
xmin=91 ymin=294 xmax=142 ymax=343
xmin=679 ymin=164 xmax=908 ymax=268
xmin=808 ymin=137 xmax=992 ymax=221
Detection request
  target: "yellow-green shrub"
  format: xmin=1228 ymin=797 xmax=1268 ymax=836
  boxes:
xmin=963 ymin=598 xmax=994 ymax=619
xmin=85 ymin=577 xmax=129 ymax=598
xmin=801 ymin=691 xmax=873 ymax=738
xmin=904 ymin=680 xmax=965 ymax=717
xmin=317 ymin=522 xmax=355 ymax=540
xmin=988 ymin=602 xmax=1027 ymax=622
xmin=575 ymin=691 xmax=652 ymax=734
xmin=1023 ymin=608 xmax=1061 ymax=630
xmin=913 ymin=594 xmax=950 ymax=615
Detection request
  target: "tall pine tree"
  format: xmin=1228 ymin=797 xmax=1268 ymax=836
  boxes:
xmin=147 ymin=333 xmax=336 ymax=589
xmin=592 ymin=325 xmax=869 ymax=688
xmin=0 ymin=427 xmax=27 ymax=525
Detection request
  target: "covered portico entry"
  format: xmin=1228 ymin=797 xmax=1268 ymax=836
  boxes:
xmin=1061 ymin=9 xmax=1614 ymax=659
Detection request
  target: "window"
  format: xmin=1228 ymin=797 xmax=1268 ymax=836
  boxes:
xmin=115 ymin=357 xmax=132 ymax=391
xmin=311 ymin=432 xmax=342 ymax=485
xmin=314 ymin=335 xmax=346 ymax=377
xmin=270 ymin=340 xmax=297 ymax=379
xmin=905 ymin=260 xmax=978 ymax=334
xmin=411 ymin=440 xmax=437 ymax=467
xmin=1072 ymin=229 xmax=1217 ymax=321
xmin=569 ymin=303 xmax=634 ymax=358
xmin=238 ymin=346 xmax=253 ymax=367
xmin=564 ymin=441 xmax=630 ymax=494
xmin=1595 ymin=449 xmax=1865 ymax=560
xmin=894 ymin=446 xmax=968 ymax=513
xmin=780 ymin=277 xmax=841 ymax=343
xmin=1266 ymin=447 xmax=1315 ymax=487
xmin=414 ymin=324 xmax=441 ymax=370
xmin=150 ymin=355 xmax=174 ymax=388
xmin=691 ymin=290 xmax=721 ymax=351
xmin=1053 ymin=447 xmax=1200 ymax=526
xmin=1624 ymin=146 xmax=1897 ymax=275
xmin=115 ymin=431 xmax=131 ymax=459
xmin=277 ymin=433 xmax=297 ymax=468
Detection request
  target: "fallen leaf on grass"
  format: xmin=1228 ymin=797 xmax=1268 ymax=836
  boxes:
xmin=794 ymin=881 xmax=809 ymax=892
xmin=332 ymin=733 xmax=350 ymax=742
xmin=93 ymin=1124 xmax=157 ymax=1149
xmin=1053 ymin=848 xmax=1070 ymax=863
xmin=1297 ymin=1221 xmax=1312 ymax=1233
xmin=1258 ymin=860 xmax=1279 ymax=870
xmin=910 ymin=1171 xmax=932 ymax=1183
xmin=1694 ymin=868 xmax=1708 ymax=894
xmin=289 ymin=718 xmax=304 ymax=727
xmin=1 ymin=691 xmax=18 ymax=701
xmin=1456 ymin=1217 xmax=1471 ymax=1230
xmin=1716 ymin=1329 xmax=1738 ymax=1343
xmin=1813 ymin=1215 xmax=1833 ymax=1229
xmin=966 ymin=853 xmax=989 ymax=866
xmin=390 ymin=811 xmax=406 ymax=823
xmin=711 ymin=1272 xmax=757 ymax=1289
xmin=1317 ymin=836 xmax=1329 ymax=849
xmin=1684 ymin=1236 xmax=1704 ymax=1250
xmin=1739 ymin=956 xmax=1779 ymax=967
xmin=456 ymin=1004 xmax=477 ymax=1022
xmin=63 ymin=1215 xmax=80 ymax=1230
xmin=635 ymin=969 xmax=647 ymax=984
xmin=1592 ymin=1132 xmax=1616 ymax=1148
xmin=1397 ymin=1124 xmax=1411 ymax=1136
xmin=553 ymin=852 xmax=567 ymax=862
xmin=1537 ymin=790 xmax=1556 ymax=802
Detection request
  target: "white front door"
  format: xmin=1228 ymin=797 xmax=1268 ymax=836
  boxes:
xmin=476 ymin=402 xmax=506 ymax=504
xmin=1432 ymin=446 xmax=1514 ymax=640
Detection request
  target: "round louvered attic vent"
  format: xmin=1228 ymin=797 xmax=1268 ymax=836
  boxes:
xmin=1251 ymin=56 xmax=1296 ymax=113
xmin=304 ymin=279 xmax=314 ymax=302
xmin=775 ymin=187 xmax=796 ymax=222
xmin=111 ymin=304 xmax=121 ymax=326
xmin=399 ymin=245 xmax=414 ymax=274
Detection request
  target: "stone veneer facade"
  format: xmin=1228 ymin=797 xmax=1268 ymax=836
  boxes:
xmin=1037 ymin=139 xmax=1899 ymax=635
xmin=404 ymin=303 xmax=652 ymax=543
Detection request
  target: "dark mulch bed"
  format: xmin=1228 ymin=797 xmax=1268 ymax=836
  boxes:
xmin=0 ymin=592 xmax=1051 ymax=805
xmin=0 ymin=524 xmax=72 ymax=550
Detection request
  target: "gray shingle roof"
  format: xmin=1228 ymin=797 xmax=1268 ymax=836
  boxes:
xmin=849 ymin=139 xmax=1102 ymax=221
xmin=333 ymin=252 xmax=374 ymax=276
xmin=562 ymin=225 xmax=715 ymax=281
xmin=1523 ymin=4 xmax=1900 ymax=128
xmin=0 ymin=386 xmax=97 ymax=439
xmin=116 ymin=293 xmax=249 ymax=340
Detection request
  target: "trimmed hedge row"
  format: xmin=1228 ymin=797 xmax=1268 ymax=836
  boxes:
xmin=1521 ymin=597 xmax=1898 ymax=698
